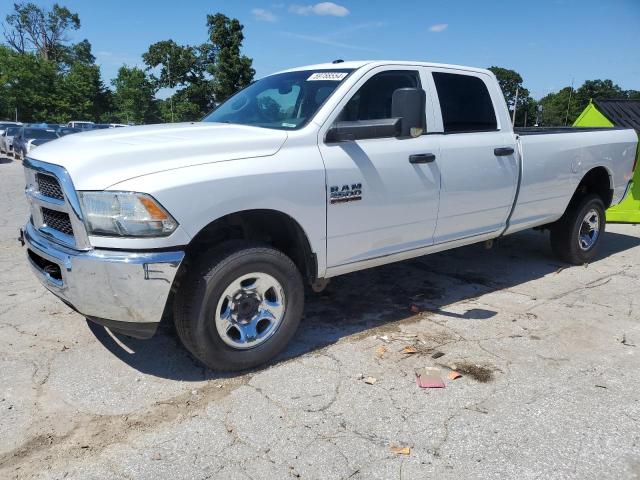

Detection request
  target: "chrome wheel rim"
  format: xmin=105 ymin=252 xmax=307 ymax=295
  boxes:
xmin=215 ymin=272 xmax=286 ymax=349
xmin=578 ymin=208 xmax=600 ymax=251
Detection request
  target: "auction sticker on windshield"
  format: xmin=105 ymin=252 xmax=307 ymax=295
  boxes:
xmin=307 ymin=72 xmax=348 ymax=81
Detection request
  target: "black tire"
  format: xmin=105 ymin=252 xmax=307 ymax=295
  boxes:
xmin=550 ymin=193 xmax=605 ymax=264
xmin=174 ymin=241 xmax=304 ymax=371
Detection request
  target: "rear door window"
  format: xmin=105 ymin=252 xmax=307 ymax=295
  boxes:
xmin=432 ymin=72 xmax=497 ymax=133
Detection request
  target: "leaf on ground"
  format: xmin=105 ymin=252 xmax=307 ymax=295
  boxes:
xmin=448 ymin=371 xmax=462 ymax=380
xmin=402 ymin=346 xmax=418 ymax=354
xmin=390 ymin=445 xmax=411 ymax=455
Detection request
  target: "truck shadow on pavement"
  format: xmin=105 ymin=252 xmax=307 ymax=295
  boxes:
xmin=88 ymin=228 xmax=640 ymax=380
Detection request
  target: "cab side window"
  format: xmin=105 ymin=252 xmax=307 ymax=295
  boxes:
xmin=432 ymin=72 xmax=497 ymax=133
xmin=340 ymin=70 xmax=420 ymax=121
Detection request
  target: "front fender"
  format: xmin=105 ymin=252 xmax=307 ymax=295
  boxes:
xmin=108 ymin=148 xmax=329 ymax=276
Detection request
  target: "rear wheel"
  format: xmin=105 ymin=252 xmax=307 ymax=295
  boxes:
xmin=550 ymin=194 xmax=605 ymax=264
xmin=174 ymin=241 xmax=304 ymax=371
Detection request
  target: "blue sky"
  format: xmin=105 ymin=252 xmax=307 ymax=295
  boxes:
xmin=4 ymin=0 xmax=639 ymax=99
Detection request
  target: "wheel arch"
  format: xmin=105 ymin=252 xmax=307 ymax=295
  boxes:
xmin=572 ymin=166 xmax=613 ymax=209
xmin=182 ymin=208 xmax=318 ymax=283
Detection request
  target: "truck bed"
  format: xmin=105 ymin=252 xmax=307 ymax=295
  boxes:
xmin=506 ymin=127 xmax=638 ymax=235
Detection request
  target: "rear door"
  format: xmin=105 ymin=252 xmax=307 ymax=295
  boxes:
xmin=426 ymin=69 xmax=518 ymax=243
xmin=319 ymin=66 xmax=441 ymax=267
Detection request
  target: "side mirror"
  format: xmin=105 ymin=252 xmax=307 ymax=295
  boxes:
xmin=325 ymin=87 xmax=426 ymax=142
xmin=391 ymin=88 xmax=426 ymax=137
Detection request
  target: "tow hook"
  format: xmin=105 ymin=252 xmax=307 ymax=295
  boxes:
xmin=18 ymin=228 xmax=24 ymax=247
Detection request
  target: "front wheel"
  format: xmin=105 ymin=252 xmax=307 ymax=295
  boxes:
xmin=550 ymin=194 xmax=605 ymax=264
xmin=174 ymin=242 xmax=304 ymax=371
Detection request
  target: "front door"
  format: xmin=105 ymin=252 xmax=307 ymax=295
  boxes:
xmin=319 ymin=67 xmax=441 ymax=267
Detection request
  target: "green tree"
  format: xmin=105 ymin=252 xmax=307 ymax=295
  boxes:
xmin=488 ymin=66 xmax=537 ymax=127
xmin=55 ymin=62 xmax=110 ymax=122
xmin=206 ymin=13 xmax=255 ymax=103
xmin=539 ymin=79 xmax=631 ymax=126
xmin=142 ymin=13 xmax=254 ymax=121
xmin=3 ymin=2 xmax=81 ymax=62
xmin=0 ymin=45 xmax=58 ymax=121
xmin=60 ymin=38 xmax=96 ymax=68
xmin=143 ymin=40 xmax=212 ymax=121
xmin=112 ymin=66 xmax=160 ymax=124
xmin=538 ymin=87 xmax=577 ymax=126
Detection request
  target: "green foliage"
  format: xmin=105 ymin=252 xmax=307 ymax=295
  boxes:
xmin=142 ymin=13 xmax=254 ymax=122
xmin=0 ymin=45 xmax=58 ymax=121
xmin=488 ymin=66 xmax=537 ymax=127
xmin=111 ymin=66 xmax=160 ymax=124
xmin=55 ymin=63 xmax=110 ymax=122
xmin=143 ymin=40 xmax=213 ymax=120
xmin=206 ymin=13 xmax=255 ymax=103
xmin=539 ymin=79 xmax=635 ymax=126
xmin=539 ymin=87 xmax=576 ymax=126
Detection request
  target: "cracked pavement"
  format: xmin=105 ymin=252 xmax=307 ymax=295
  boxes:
xmin=1 ymin=156 xmax=640 ymax=479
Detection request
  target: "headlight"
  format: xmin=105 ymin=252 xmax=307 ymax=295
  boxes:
xmin=78 ymin=191 xmax=178 ymax=237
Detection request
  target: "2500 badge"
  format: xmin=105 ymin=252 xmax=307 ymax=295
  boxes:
xmin=330 ymin=183 xmax=362 ymax=204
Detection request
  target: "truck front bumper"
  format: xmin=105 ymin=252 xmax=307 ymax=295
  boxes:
xmin=23 ymin=222 xmax=184 ymax=337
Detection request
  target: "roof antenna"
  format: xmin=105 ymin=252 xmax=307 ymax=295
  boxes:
xmin=332 ymin=59 xmax=344 ymax=64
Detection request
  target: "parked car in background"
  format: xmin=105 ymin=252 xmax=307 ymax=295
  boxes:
xmin=13 ymin=127 xmax=59 ymax=160
xmin=94 ymin=123 xmax=129 ymax=129
xmin=0 ymin=126 xmax=22 ymax=156
xmin=67 ymin=121 xmax=95 ymax=130
xmin=0 ymin=122 xmax=22 ymax=137
xmin=56 ymin=126 xmax=82 ymax=137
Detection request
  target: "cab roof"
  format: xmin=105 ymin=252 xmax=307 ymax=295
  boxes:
xmin=276 ymin=60 xmax=493 ymax=77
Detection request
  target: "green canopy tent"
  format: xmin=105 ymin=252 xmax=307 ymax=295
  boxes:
xmin=573 ymin=99 xmax=640 ymax=223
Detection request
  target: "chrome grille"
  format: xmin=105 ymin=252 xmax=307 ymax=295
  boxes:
xmin=24 ymin=159 xmax=91 ymax=250
xmin=36 ymin=173 xmax=64 ymax=200
xmin=41 ymin=208 xmax=74 ymax=235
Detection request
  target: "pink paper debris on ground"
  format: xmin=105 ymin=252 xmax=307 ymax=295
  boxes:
xmin=415 ymin=367 xmax=445 ymax=388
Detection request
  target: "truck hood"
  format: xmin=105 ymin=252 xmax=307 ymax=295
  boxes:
xmin=28 ymin=122 xmax=288 ymax=190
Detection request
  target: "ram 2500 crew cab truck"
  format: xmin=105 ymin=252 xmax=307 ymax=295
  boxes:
xmin=22 ymin=61 xmax=638 ymax=371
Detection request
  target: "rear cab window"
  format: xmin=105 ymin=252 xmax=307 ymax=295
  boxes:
xmin=432 ymin=72 xmax=497 ymax=133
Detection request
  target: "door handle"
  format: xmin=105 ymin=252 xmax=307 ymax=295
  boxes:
xmin=409 ymin=153 xmax=436 ymax=164
xmin=494 ymin=147 xmax=514 ymax=156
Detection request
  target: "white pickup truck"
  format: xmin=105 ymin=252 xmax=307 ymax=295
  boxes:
xmin=22 ymin=61 xmax=638 ymax=370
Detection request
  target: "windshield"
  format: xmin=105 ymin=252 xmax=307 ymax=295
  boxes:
xmin=203 ymin=69 xmax=353 ymax=130
xmin=6 ymin=127 xmax=19 ymax=135
xmin=25 ymin=128 xmax=58 ymax=139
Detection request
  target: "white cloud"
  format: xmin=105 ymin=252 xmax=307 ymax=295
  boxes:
xmin=252 ymin=8 xmax=278 ymax=22
xmin=289 ymin=2 xmax=350 ymax=17
xmin=428 ymin=23 xmax=448 ymax=33
xmin=282 ymin=31 xmax=378 ymax=52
